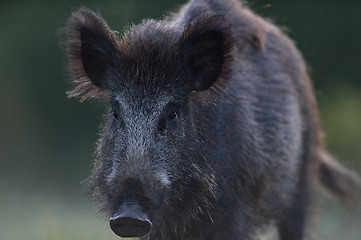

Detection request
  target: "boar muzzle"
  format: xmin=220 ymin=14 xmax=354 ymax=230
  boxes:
xmin=110 ymin=202 xmax=152 ymax=238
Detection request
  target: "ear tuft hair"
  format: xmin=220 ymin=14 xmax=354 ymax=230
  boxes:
xmin=62 ymin=7 xmax=120 ymax=101
xmin=180 ymin=14 xmax=234 ymax=92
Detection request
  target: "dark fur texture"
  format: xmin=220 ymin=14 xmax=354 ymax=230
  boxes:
xmin=62 ymin=0 xmax=361 ymax=239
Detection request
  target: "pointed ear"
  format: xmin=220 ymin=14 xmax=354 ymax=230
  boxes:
xmin=180 ymin=15 xmax=233 ymax=92
xmin=62 ymin=7 xmax=119 ymax=100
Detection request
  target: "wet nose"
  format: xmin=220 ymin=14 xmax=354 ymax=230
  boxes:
xmin=109 ymin=202 xmax=152 ymax=238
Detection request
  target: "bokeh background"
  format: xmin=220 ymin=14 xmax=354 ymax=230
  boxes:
xmin=1 ymin=0 xmax=360 ymax=239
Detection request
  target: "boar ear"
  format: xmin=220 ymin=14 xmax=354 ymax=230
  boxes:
xmin=180 ymin=15 xmax=233 ymax=91
xmin=63 ymin=7 xmax=119 ymax=100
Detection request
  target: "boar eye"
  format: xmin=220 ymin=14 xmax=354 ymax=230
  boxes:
xmin=165 ymin=108 xmax=179 ymax=130
xmin=168 ymin=111 xmax=178 ymax=122
xmin=110 ymin=109 xmax=119 ymax=122
xmin=110 ymin=108 xmax=125 ymax=130
xmin=158 ymin=105 xmax=179 ymax=132
xmin=112 ymin=110 xmax=119 ymax=121
xmin=110 ymin=101 xmax=121 ymax=123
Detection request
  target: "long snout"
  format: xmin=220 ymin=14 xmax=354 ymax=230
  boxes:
xmin=109 ymin=202 xmax=152 ymax=238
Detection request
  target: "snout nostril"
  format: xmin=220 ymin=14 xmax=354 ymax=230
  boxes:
xmin=110 ymin=216 xmax=152 ymax=238
xmin=109 ymin=201 xmax=152 ymax=238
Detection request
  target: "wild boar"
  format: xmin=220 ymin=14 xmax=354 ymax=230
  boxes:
xmin=62 ymin=0 xmax=360 ymax=239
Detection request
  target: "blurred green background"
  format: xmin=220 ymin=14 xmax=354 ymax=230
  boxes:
xmin=1 ymin=0 xmax=360 ymax=239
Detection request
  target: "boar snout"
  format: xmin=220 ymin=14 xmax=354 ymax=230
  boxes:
xmin=110 ymin=201 xmax=152 ymax=238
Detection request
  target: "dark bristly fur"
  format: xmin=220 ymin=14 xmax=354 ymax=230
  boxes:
xmin=62 ymin=0 xmax=361 ymax=239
